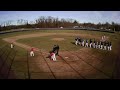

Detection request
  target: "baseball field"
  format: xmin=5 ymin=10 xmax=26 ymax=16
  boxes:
xmin=0 ymin=29 xmax=120 ymax=79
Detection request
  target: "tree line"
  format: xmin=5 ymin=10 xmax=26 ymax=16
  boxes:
xmin=0 ymin=16 xmax=120 ymax=31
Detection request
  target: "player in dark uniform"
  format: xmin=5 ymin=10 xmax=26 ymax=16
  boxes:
xmin=107 ymin=42 xmax=110 ymax=50
xmin=99 ymin=41 xmax=101 ymax=49
xmin=109 ymin=42 xmax=112 ymax=51
xmin=82 ymin=39 xmax=85 ymax=47
xmin=46 ymin=45 xmax=57 ymax=58
xmin=103 ymin=41 xmax=107 ymax=50
xmin=96 ymin=41 xmax=98 ymax=49
xmin=56 ymin=45 xmax=59 ymax=56
xmin=93 ymin=39 xmax=96 ymax=48
xmin=85 ymin=39 xmax=88 ymax=47
xmin=78 ymin=37 xmax=81 ymax=46
xmin=75 ymin=37 xmax=78 ymax=45
xmin=101 ymin=41 xmax=103 ymax=50
xmin=52 ymin=45 xmax=57 ymax=53
xmin=89 ymin=39 xmax=92 ymax=48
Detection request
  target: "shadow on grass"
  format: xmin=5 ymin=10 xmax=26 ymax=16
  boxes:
xmin=71 ymin=42 xmax=75 ymax=45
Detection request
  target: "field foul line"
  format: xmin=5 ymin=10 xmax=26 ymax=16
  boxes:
xmin=38 ymin=50 xmax=56 ymax=79
xmin=58 ymin=55 xmax=86 ymax=79
xmin=6 ymin=50 xmax=17 ymax=79
xmin=66 ymin=50 xmax=112 ymax=78
xmin=0 ymin=49 xmax=12 ymax=78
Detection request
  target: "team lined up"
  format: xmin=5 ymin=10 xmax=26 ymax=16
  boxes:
xmin=75 ymin=37 xmax=112 ymax=51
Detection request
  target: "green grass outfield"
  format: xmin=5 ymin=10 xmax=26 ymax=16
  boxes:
xmin=17 ymin=35 xmax=82 ymax=51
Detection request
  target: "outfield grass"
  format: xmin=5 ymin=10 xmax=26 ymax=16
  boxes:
xmin=17 ymin=35 xmax=82 ymax=51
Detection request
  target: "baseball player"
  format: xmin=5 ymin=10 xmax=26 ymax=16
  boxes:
xmin=98 ymin=41 xmax=101 ymax=49
xmin=10 ymin=43 xmax=14 ymax=49
xmin=52 ymin=45 xmax=57 ymax=53
xmin=101 ymin=41 xmax=103 ymax=50
xmin=82 ymin=39 xmax=85 ymax=47
xmin=75 ymin=37 xmax=78 ymax=45
xmin=109 ymin=42 xmax=112 ymax=51
xmin=96 ymin=41 xmax=98 ymax=49
xmin=50 ymin=51 xmax=57 ymax=61
xmin=30 ymin=48 xmax=34 ymax=56
xmin=85 ymin=39 xmax=89 ymax=47
xmin=103 ymin=41 xmax=107 ymax=50
xmin=104 ymin=35 xmax=106 ymax=40
xmin=78 ymin=37 xmax=81 ymax=46
xmin=89 ymin=39 xmax=92 ymax=48
xmin=56 ymin=45 xmax=59 ymax=56
xmin=102 ymin=36 xmax=104 ymax=40
xmin=93 ymin=39 xmax=96 ymax=48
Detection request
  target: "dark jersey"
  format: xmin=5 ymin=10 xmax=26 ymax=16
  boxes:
xmin=101 ymin=42 xmax=103 ymax=45
xmin=98 ymin=41 xmax=100 ymax=45
xmin=110 ymin=42 xmax=112 ymax=46
xmin=86 ymin=40 xmax=88 ymax=43
xmin=78 ymin=38 xmax=81 ymax=42
xmin=52 ymin=45 xmax=57 ymax=52
xmin=56 ymin=45 xmax=59 ymax=50
xmin=90 ymin=39 xmax=92 ymax=43
xmin=56 ymin=45 xmax=59 ymax=55
xmin=106 ymin=42 xmax=108 ymax=46
xmin=104 ymin=42 xmax=106 ymax=46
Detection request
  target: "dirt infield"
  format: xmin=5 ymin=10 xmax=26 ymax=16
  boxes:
xmin=2 ymin=33 xmax=114 ymax=79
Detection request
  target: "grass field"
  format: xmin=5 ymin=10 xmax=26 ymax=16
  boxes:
xmin=0 ymin=29 xmax=120 ymax=79
xmin=17 ymin=35 xmax=82 ymax=51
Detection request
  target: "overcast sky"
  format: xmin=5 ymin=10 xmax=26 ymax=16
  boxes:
xmin=0 ymin=11 xmax=120 ymax=25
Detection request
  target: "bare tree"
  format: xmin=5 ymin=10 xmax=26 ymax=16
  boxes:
xmin=17 ymin=19 xmax=25 ymax=25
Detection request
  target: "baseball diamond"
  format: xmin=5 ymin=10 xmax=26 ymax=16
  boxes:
xmin=0 ymin=29 xmax=120 ymax=79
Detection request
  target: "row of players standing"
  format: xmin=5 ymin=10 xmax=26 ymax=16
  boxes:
xmin=75 ymin=37 xmax=112 ymax=51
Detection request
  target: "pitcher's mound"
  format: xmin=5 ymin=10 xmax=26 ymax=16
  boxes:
xmin=51 ymin=38 xmax=65 ymax=41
